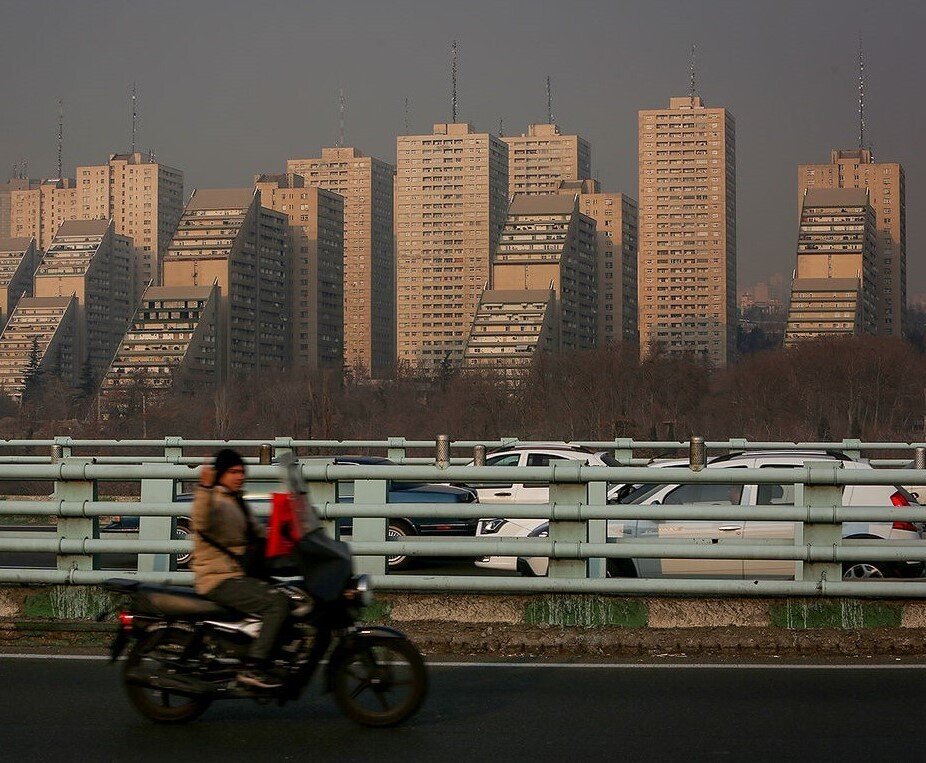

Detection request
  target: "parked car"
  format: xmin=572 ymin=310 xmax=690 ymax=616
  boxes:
xmin=476 ymin=451 xmax=925 ymax=580
xmin=104 ymin=455 xmax=478 ymax=571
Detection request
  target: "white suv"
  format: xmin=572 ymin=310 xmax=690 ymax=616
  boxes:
xmin=476 ymin=451 xmax=925 ymax=580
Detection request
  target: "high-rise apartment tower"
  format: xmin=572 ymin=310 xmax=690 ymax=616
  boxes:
xmin=503 ymin=123 xmax=591 ymax=197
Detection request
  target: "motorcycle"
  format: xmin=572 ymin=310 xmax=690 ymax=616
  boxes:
xmin=103 ymin=456 xmax=428 ymax=727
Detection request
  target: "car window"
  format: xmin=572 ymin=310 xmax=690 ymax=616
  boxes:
xmin=525 ymin=453 xmax=572 ymax=488
xmin=624 ymin=483 xmax=665 ymax=504
xmin=486 ymin=454 xmax=521 ymax=467
xmin=754 ymin=464 xmax=801 ymax=506
xmin=663 ymin=483 xmax=744 ymax=505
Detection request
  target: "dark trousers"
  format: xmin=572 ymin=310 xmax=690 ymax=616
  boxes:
xmin=206 ymin=576 xmax=290 ymax=663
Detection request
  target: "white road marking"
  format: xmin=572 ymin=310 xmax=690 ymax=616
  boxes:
xmin=1 ymin=654 xmax=926 ymax=669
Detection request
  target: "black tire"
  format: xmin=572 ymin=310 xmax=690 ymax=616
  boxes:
xmin=386 ymin=521 xmax=415 ymax=571
xmin=174 ymin=521 xmax=192 ymax=568
xmin=606 ymin=558 xmax=638 ymax=578
xmin=122 ymin=633 xmax=212 ymax=724
xmin=331 ymin=636 xmax=428 ymax=727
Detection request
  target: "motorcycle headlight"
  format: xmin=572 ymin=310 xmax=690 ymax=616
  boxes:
xmin=479 ymin=518 xmax=507 ymax=534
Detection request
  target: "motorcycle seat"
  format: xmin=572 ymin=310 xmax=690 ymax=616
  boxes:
xmin=113 ymin=580 xmax=241 ymax=621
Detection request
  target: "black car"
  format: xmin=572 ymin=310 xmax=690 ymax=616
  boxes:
xmin=104 ymin=456 xmax=478 ymax=570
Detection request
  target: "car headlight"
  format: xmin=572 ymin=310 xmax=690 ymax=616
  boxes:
xmin=479 ymin=518 xmax=506 ymax=534
xmin=528 ymin=524 xmax=549 ymax=538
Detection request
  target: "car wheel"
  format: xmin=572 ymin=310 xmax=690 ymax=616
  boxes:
xmin=386 ymin=521 xmax=415 ymax=571
xmin=174 ymin=521 xmax=192 ymax=568
xmin=606 ymin=559 xmax=638 ymax=578
xmin=842 ymin=562 xmax=887 ymax=580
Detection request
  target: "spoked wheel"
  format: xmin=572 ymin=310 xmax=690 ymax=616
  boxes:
xmin=331 ymin=636 xmax=427 ymax=727
xmin=123 ymin=634 xmax=212 ymax=724
xmin=843 ymin=562 xmax=887 ymax=580
xmin=386 ymin=522 xmax=414 ymax=570
xmin=174 ymin=522 xmax=192 ymax=568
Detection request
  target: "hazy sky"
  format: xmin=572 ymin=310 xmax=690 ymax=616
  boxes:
xmin=1 ymin=0 xmax=923 ymax=291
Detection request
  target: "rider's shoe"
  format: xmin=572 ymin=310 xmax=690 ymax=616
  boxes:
xmin=237 ymin=666 xmax=283 ymax=690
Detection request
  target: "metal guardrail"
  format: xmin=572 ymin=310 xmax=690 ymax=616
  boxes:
xmin=2 ymin=458 xmax=926 ymax=596
xmin=3 ymin=436 xmax=926 ymax=467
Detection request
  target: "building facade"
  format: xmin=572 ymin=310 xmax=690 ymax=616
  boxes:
xmin=502 ymin=123 xmax=591 ymax=196
xmin=638 ymin=96 xmax=737 ymax=365
xmin=560 ymin=179 xmax=639 ymax=343
xmin=785 ymin=188 xmax=876 ymax=343
xmin=255 ymin=174 xmax=344 ymax=369
xmin=1 ymin=179 xmax=40 ymax=238
xmin=0 ymin=237 xmax=39 ymax=330
xmin=9 ymin=153 xmax=183 ymax=297
xmin=33 ymin=219 xmax=134 ymax=382
xmin=395 ymin=123 xmax=508 ymax=370
xmin=162 ymin=188 xmax=288 ymax=378
xmin=286 ymin=147 xmax=395 ymax=376
xmin=798 ymin=149 xmax=905 ymax=336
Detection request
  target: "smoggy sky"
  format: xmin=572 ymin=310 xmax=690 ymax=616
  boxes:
xmin=1 ymin=0 xmax=922 ymax=293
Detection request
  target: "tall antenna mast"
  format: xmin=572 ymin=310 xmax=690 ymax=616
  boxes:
xmin=546 ymin=76 xmax=554 ymax=123
xmin=404 ymin=96 xmax=410 ymax=134
xmin=131 ymin=82 xmax=138 ymax=154
xmin=451 ymin=39 xmax=458 ymax=123
xmin=858 ymin=33 xmax=866 ymax=151
xmin=689 ymin=44 xmax=697 ymax=105
xmin=498 ymin=116 xmax=504 ymax=137
xmin=337 ymin=88 xmax=346 ymax=147
xmin=57 ymin=99 xmax=63 ymax=179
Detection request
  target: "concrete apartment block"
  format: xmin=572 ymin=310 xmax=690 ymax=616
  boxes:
xmin=638 ymin=96 xmax=737 ymax=366
xmin=0 ymin=179 xmax=40 ymax=238
xmin=100 ymin=284 xmax=220 ymax=402
xmin=560 ymin=179 xmax=639 ymax=344
xmin=503 ymin=123 xmax=591 ymax=197
xmin=286 ymin=147 xmax=395 ymax=376
xmin=0 ymin=296 xmax=78 ymax=399
xmin=396 ymin=123 xmax=508 ymax=370
xmin=33 ymin=219 xmax=134 ymax=381
xmin=785 ymin=188 xmax=877 ymax=343
xmin=255 ymin=173 xmax=344 ymax=370
xmin=798 ymin=149 xmax=905 ymax=336
xmin=0 ymin=237 xmax=39 ymax=330
xmin=162 ymin=188 xmax=287 ymax=379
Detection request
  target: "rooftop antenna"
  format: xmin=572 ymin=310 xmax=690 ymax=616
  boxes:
xmin=337 ymin=88 xmax=346 ymax=147
xmin=56 ymin=99 xmax=63 ymax=179
xmin=131 ymin=82 xmax=138 ymax=154
xmin=689 ymin=44 xmax=697 ymax=105
xmin=546 ymin=75 xmax=554 ymax=123
xmin=451 ymin=39 xmax=458 ymax=123
xmin=404 ymin=96 xmax=410 ymax=134
xmin=498 ymin=116 xmax=504 ymax=137
xmin=858 ymin=33 xmax=866 ymax=151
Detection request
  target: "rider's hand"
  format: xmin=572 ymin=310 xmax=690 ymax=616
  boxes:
xmin=199 ymin=465 xmax=215 ymax=488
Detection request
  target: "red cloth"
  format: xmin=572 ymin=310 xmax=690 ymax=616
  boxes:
xmin=266 ymin=492 xmax=307 ymax=558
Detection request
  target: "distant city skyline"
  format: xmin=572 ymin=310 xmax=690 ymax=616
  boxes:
xmin=0 ymin=1 xmax=922 ymax=290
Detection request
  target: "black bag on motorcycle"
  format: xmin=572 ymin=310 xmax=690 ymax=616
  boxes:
xmin=293 ymin=530 xmax=354 ymax=603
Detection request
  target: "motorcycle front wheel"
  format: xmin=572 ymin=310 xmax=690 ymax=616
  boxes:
xmin=123 ymin=632 xmax=213 ymax=724
xmin=330 ymin=635 xmax=428 ymax=727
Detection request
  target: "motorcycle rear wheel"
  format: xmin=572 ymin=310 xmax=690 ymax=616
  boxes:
xmin=123 ymin=633 xmax=212 ymax=724
xmin=331 ymin=635 xmax=427 ymax=727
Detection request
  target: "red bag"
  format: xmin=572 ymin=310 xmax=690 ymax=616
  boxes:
xmin=266 ymin=492 xmax=306 ymax=558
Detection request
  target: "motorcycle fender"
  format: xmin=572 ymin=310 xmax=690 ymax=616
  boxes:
xmin=323 ymin=626 xmax=409 ymax=693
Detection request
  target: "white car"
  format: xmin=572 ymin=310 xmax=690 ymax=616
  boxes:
xmin=476 ymin=451 xmax=925 ymax=580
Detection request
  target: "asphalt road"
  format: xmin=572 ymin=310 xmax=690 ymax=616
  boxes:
xmin=1 ymin=656 xmax=922 ymax=761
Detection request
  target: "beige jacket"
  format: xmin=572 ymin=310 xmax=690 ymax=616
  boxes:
xmin=190 ymin=485 xmax=263 ymax=594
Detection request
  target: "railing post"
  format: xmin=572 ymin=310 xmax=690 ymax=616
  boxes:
xmin=587 ymin=479 xmax=607 ymax=578
xmin=842 ymin=438 xmax=862 ymax=460
xmin=914 ymin=447 xmax=926 ymax=470
xmin=55 ymin=458 xmax=98 ymax=574
xmin=799 ymin=461 xmax=843 ymax=583
xmin=435 ymin=434 xmax=450 ymax=468
xmin=308 ymin=472 xmax=339 ymax=538
xmin=138 ymin=477 xmax=177 ymax=573
xmin=164 ymin=436 xmax=183 ymax=463
xmin=273 ymin=437 xmax=294 ymax=462
xmin=613 ymin=438 xmax=634 ymax=464
xmin=548 ymin=461 xmax=587 ymax=579
xmin=473 ymin=445 xmax=486 ymax=466
xmin=53 ymin=436 xmax=73 ymax=460
xmin=352 ymin=478 xmax=388 ymax=575
xmin=689 ymin=436 xmax=706 ymax=471
xmin=259 ymin=443 xmax=273 ymax=466
xmin=387 ymin=437 xmax=407 ymax=463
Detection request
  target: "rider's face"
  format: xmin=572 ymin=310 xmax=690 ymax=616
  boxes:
xmin=220 ymin=465 xmax=246 ymax=493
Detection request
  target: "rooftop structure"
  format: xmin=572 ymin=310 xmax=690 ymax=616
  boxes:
xmin=502 ymin=123 xmax=591 ymax=196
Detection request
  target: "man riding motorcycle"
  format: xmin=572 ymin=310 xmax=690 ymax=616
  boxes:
xmin=192 ymin=448 xmax=289 ymax=690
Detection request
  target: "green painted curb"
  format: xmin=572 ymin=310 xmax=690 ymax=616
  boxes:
xmin=523 ymin=596 xmax=648 ymax=628
xmin=770 ymin=600 xmax=902 ymax=629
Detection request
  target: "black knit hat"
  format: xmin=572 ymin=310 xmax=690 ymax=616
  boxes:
xmin=213 ymin=448 xmax=246 ymax=485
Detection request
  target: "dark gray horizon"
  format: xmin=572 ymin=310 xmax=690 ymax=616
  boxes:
xmin=1 ymin=0 xmax=922 ymax=294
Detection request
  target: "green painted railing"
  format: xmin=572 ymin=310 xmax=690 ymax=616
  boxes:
xmin=2 ymin=456 xmax=926 ymax=596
